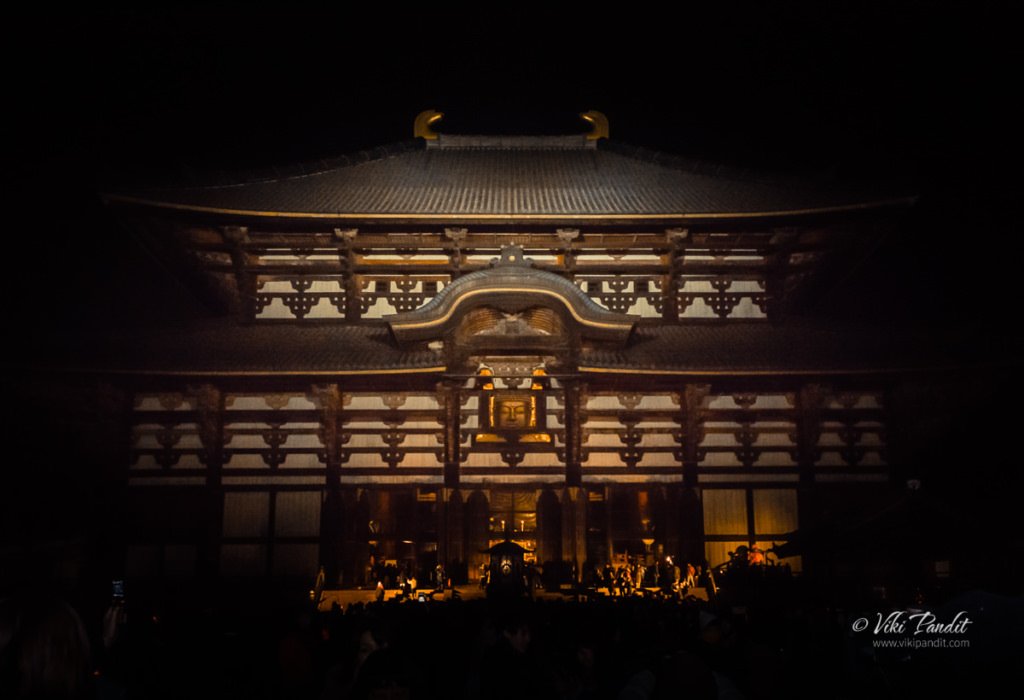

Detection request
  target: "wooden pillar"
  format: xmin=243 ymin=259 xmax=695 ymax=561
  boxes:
xmin=438 ymin=381 xmax=462 ymax=576
xmin=559 ymin=376 xmax=586 ymax=577
xmin=536 ymin=489 xmax=562 ymax=565
xmin=679 ymin=487 xmax=705 ymax=567
xmin=649 ymin=486 xmax=668 ymax=561
xmin=563 ymin=379 xmax=583 ymax=487
xmin=336 ymin=228 xmax=361 ymax=321
xmin=190 ymin=383 xmax=225 ymax=580
xmin=313 ymin=384 xmax=346 ymax=584
xmin=763 ymin=251 xmax=788 ymax=323
xmin=441 ymin=488 xmax=465 ymax=580
xmin=318 ymin=489 xmax=343 ymax=587
xmin=796 ymin=383 xmax=828 ymax=572
xmin=436 ymin=490 xmax=448 ymax=572
xmin=224 ymin=226 xmax=258 ymax=322
xmin=664 ymin=228 xmax=688 ymax=320
xmin=604 ymin=486 xmax=613 ymax=565
xmin=680 ymin=384 xmax=710 ymax=488
xmin=445 ymin=227 xmax=467 ymax=276
xmin=441 ymin=381 xmax=461 ymax=489
xmin=679 ymin=384 xmax=710 ymax=564
xmin=561 ymin=486 xmax=587 ymax=579
xmin=796 ymin=383 xmax=826 ymax=486
xmin=765 ymin=229 xmax=798 ymax=323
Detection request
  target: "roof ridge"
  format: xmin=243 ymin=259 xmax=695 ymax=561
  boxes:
xmin=432 ymin=134 xmax=594 ymax=150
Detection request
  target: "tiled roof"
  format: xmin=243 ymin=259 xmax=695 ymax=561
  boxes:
xmin=24 ymin=321 xmax=951 ymax=376
xmin=33 ymin=324 xmax=441 ymax=375
xmin=107 ymin=138 xmax=908 ymax=220
xmin=581 ymin=321 xmax=951 ymax=374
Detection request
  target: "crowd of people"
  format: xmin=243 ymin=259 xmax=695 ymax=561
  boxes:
xmin=578 ymin=558 xmax=703 ymax=598
xmin=0 ymin=591 xmax=795 ymax=699
xmin=1 ymin=564 xmax=1000 ymax=699
xmin=380 ymin=546 xmax=776 ymax=603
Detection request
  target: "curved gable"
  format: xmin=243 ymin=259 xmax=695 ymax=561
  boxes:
xmin=387 ymin=246 xmax=637 ymax=346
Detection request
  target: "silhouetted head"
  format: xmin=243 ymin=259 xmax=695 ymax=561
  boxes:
xmin=0 ymin=596 xmax=91 ymax=699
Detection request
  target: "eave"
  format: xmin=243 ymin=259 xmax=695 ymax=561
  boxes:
xmin=102 ymin=193 xmax=918 ymax=227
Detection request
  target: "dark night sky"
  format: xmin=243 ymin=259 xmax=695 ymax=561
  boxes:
xmin=2 ymin=5 xmax=1023 ymax=579
xmin=5 ymin=5 xmax=1020 ymax=334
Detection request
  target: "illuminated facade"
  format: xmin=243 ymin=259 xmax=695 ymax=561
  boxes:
xmin=100 ymin=112 xmax=917 ymax=585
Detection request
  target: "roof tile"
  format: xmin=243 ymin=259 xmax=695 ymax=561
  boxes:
xmin=113 ymin=139 xmax=897 ymax=218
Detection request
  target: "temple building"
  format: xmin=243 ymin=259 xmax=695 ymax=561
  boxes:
xmin=92 ymin=111 xmax=923 ymax=587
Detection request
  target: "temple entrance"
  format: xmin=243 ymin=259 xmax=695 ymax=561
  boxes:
xmin=487 ymin=491 xmax=537 ymax=561
xmin=354 ymin=488 xmax=439 ymax=588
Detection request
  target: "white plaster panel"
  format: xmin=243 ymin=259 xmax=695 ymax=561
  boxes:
xmin=700 ymin=452 xmax=743 ymax=467
xmin=345 ymin=453 xmax=387 ymax=468
xmin=224 ymin=453 xmax=270 ymax=469
xmin=275 ymin=492 xmax=321 ymax=537
xmin=636 ymin=453 xmax=679 ymax=468
xmin=223 ymin=493 xmax=269 ymax=538
xmin=728 ymin=297 xmax=766 ymax=319
xmin=397 ymin=453 xmax=443 ymax=468
xmin=256 ymin=297 xmax=296 ymax=319
xmin=753 ymin=451 xmax=797 ymax=467
xmin=306 ymin=297 xmax=345 ymax=319
xmin=581 ymin=453 xmax=624 ymax=468
xmin=279 ymin=453 xmax=324 ymax=469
